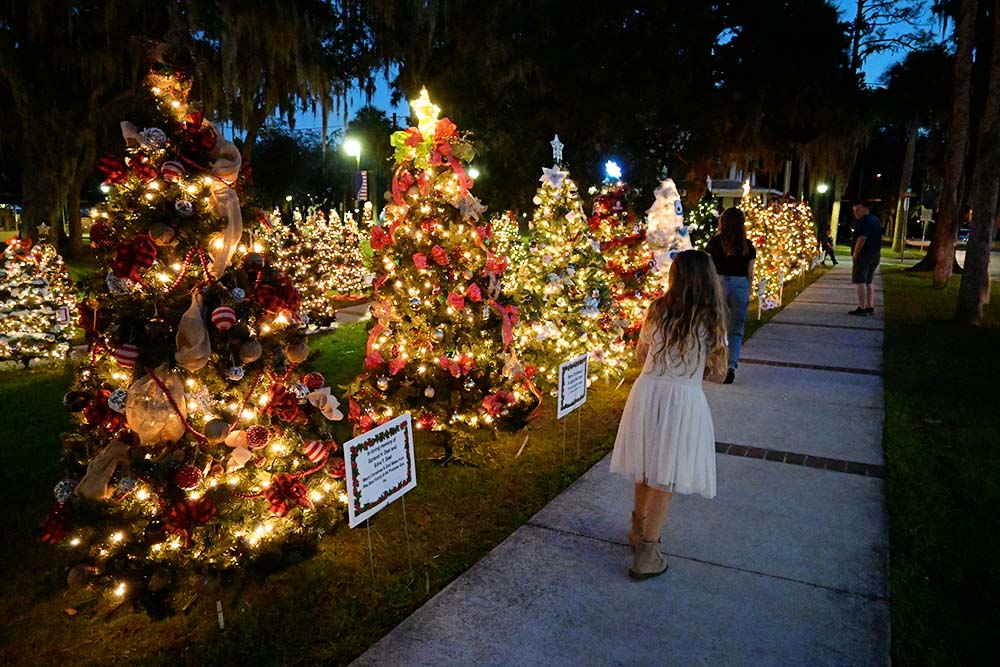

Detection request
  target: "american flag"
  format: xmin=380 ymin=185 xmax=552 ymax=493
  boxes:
xmin=355 ymin=170 xmax=369 ymax=202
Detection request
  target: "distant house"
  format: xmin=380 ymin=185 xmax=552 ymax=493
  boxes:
xmin=707 ymin=165 xmax=783 ymax=210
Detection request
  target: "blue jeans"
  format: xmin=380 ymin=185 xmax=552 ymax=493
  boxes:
xmin=721 ymin=275 xmax=750 ymax=370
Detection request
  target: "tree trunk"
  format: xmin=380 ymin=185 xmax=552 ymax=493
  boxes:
xmin=850 ymin=0 xmax=865 ymax=74
xmin=240 ymin=106 xmax=270 ymax=168
xmin=64 ymin=130 xmax=96 ymax=259
xmin=830 ymin=176 xmax=846 ymax=244
xmin=909 ymin=0 xmax=978 ymax=281
xmin=893 ymin=119 xmax=919 ymax=253
xmin=955 ymin=0 xmax=1000 ymax=324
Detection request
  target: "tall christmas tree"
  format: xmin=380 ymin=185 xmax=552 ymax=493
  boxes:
xmin=45 ymin=67 xmax=349 ymax=603
xmin=510 ymin=136 xmax=626 ymax=388
xmin=347 ymin=89 xmax=537 ymax=448
xmin=645 ymin=178 xmax=693 ymax=290
xmin=743 ymin=196 xmax=820 ymax=305
xmin=0 ymin=233 xmax=77 ymax=367
xmin=328 ymin=210 xmax=370 ymax=297
xmin=261 ymin=208 xmax=340 ymax=327
xmin=587 ymin=175 xmax=655 ymax=339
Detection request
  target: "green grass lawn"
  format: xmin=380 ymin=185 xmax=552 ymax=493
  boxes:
xmin=0 ymin=266 xmax=828 ymax=666
xmin=881 ymin=264 xmax=1000 ymax=664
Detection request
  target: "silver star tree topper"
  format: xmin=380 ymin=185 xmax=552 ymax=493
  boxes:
xmin=550 ymin=134 xmax=564 ymax=165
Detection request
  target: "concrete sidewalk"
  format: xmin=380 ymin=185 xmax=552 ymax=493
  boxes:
xmin=354 ymin=264 xmax=890 ymax=667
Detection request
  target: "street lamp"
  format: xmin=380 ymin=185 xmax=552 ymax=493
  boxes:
xmin=816 ymin=183 xmax=830 ymax=194
xmin=468 ymin=167 xmax=481 ymax=180
xmin=605 ymin=160 xmax=622 ymax=180
xmin=343 ymin=138 xmax=361 ymax=169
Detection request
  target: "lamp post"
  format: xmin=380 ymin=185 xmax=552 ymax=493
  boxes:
xmin=468 ymin=167 xmax=481 ymax=180
xmin=343 ymin=138 xmax=362 ymax=214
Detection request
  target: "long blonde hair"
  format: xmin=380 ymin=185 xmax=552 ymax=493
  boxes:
xmin=643 ymin=250 xmax=728 ymax=378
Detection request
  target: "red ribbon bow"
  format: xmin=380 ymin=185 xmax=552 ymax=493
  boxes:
xmin=265 ymin=473 xmax=314 ymax=517
xmin=439 ymin=353 xmax=474 ymax=378
xmin=447 ymin=292 xmax=465 ymax=311
xmin=412 ymin=253 xmax=428 ymax=269
xmin=391 ymin=170 xmax=415 ymax=205
xmin=431 ymin=245 xmax=450 ymax=266
xmin=482 ymin=390 xmax=515 ymax=417
xmin=111 ymin=234 xmax=158 ymax=280
xmin=40 ymin=503 xmax=70 ymax=545
xmin=371 ymin=225 xmax=394 ymax=250
xmin=83 ymin=389 xmax=127 ymax=431
xmin=164 ymin=497 xmax=217 ymax=548
xmin=265 ymin=385 xmax=300 ymax=422
xmin=98 ymin=154 xmax=129 ymax=184
xmin=465 ymin=283 xmax=483 ymax=302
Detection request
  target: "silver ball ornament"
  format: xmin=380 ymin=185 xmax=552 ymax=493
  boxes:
xmin=108 ymin=389 xmax=128 ymax=413
xmin=432 ymin=328 xmax=445 ymax=342
xmin=140 ymin=127 xmax=167 ymax=149
xmin=376 ymin=376 xmax=390 ymax=391
xmin=424 ymin=386 xmax=436 ymax=398
xmin=409 ymin=297 xmax=421 ymax=309
xmin=117 ymin=476 xmax=137 ymax=494
xmin=231 ymin=287 xmax=246 ymax=303
xmin=463 ymin=377 xmax=476 ymax=390
xmin=291 ymin=383 xmax=310 ymax=403
xmin=226 ymin=366 xmax=245 ymax=381
xmin=174 ymin=199 xmax=194 ymax=217
xmin=54 ymin=479 xmax=77 ymax=503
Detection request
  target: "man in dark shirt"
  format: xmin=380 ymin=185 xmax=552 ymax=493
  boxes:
xmin=849 ymin=200 xmax=881 ymax=316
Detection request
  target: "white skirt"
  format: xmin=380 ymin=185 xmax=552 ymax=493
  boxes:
xmin=610 ymin=373 xmax=717 ymax=498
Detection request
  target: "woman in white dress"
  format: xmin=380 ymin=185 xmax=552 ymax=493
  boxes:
xmin=610 ymin=250 xmax=728 ymax=579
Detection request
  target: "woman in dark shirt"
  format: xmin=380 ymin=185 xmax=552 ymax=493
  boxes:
xmin=705 ymin=207 xmax=756 ymax=384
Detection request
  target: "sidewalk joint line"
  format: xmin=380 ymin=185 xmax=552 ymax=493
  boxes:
xmin=766 ymin=321 xmax=884 ymax=332
xmin=715 ymin=441 xmax=886 ymax=478
xmin=740 ymin=358 xmax=882 ymax=376
xmin=523 ymin=521 xmax=888 ymax=602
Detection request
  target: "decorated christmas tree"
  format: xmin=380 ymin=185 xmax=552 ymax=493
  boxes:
xmin=510 ymin=137 xmax=626 ymax=389
xmin=489 ymin=210 xmax=528 ymax=271
xmin=587 ymin=174 xmax=656 ymax=339
xmin=261 ymin=208 xmax=340 ymax=327
xmin=645 ymin=178 xmax=693 ymax=290
xmin=0 ymin=233 xmax=77 ymax=367
xmin=687 ymin=193 xmax=720 ymax=249
xmin=743 ymin=196 xmax=821 ymax=306
xmin=328 ymin=210 xmax=370 ymax=297
xmin=360 ymin=201 xmax=375 ymax=229
xmin=347 ymin=89 xmax=538 ymax=451
xmin=44 ymin=67 xmax=349 ymax=603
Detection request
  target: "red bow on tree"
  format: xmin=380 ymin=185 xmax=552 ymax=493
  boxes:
xmin=98 ymin=154 xmax=129 ymax=184
xmin=431 ymin=245 xmax=450 ymax=266
xmin=371 ymin=225 xmax=394 ymax=250
xmin=178 ymin=112 xmax=218 ymax=173
xmin=391 ymin=170 xmax=415 ymax=205
xmin=364 ymin=351 xmax=385 ymax=370
xmin=447 ymin=292 xmax=465 ymax=311
xmin=254 ymin=280 xmax=300 ymax=316
xmin=482 ymin=390 xmax=515 ymax=417
xmin=77 ymin=302 xmax=105 ymax=339
xmin=40 ymin=503 xmax=71 ymax=544
xmin=111 ymin=234 xmax=158 ymax=280
xmin=412 ymin=253 xmax=428 ymax=269
xmin=126 ymin=152 xmax=158 ymax=182
xmin=84 ymin=389 xmax=127 ymax=431
xmin=264 ymin=385 xmax=300 ymax=422
xmin=439 ymin=353 xmax=474 ymax=378
xmin=483 ymin=254 xmax=508 ymax=277
xmin=465 ymin=283 xmax=483 ymax=302
xmin=388 ymin=358 xmax=406 ymax=375
xmin=264 ymin=473 xmax=313 ymax=517
xmin=164 ymin=497 xmax=217 ymax=548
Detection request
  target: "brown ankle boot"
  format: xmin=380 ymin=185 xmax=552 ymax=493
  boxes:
xmin=629 ymin=539 xmax=668 ymax=580
xmin=629 ymin=512 xmax=645 ymax=552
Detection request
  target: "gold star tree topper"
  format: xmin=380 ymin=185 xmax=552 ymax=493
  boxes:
xmin=411 ymin=88 xmax=441 ymax=138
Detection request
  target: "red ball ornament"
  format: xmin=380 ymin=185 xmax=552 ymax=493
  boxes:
xmin=246 ymin=426 xmax=270 ymax=449
xmin=211 ymin=306 xmax=237 ymax=331
xmin=302 ymin=372 xmax=325 ymax=391
xmin=302 ymin=440 xmax=328 ymax=463
xmin=113 ymin=344 xmax=140 ymax=368
xmin=174 ymin=465 xmax=203 ymax=490
xmin=161 ymin=160 xmax=185 ymax=182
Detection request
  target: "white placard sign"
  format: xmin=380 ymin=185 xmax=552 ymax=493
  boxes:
xmin=343 ymin=412 xmax=416 ymax=528
xmin=557 ymin=352 xmax=589 ymax=419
